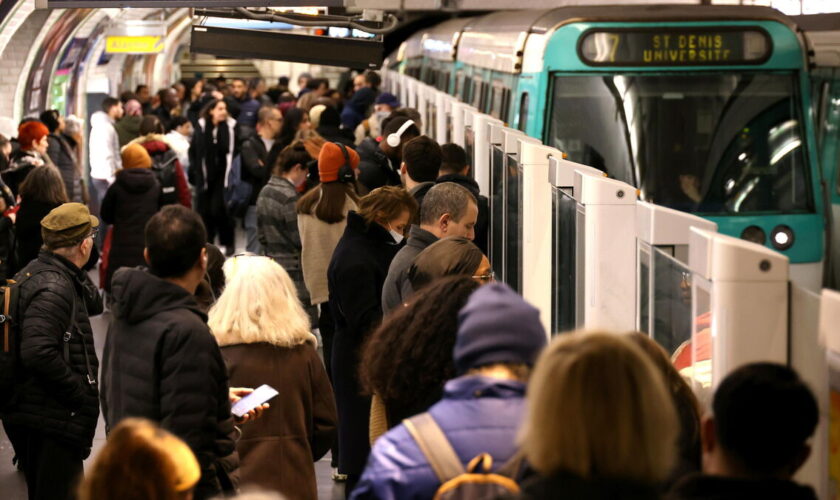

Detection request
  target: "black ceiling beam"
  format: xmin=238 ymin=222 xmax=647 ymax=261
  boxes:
xmin=190 ymin=25 xmax=382 ymax=69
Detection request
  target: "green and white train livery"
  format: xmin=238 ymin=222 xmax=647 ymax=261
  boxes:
xmin=388 ymin=5 xmax=840 ymax=290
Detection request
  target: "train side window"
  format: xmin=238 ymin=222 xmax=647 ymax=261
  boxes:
xmin=518 ymin=92 xmax=529 ymax=132
xmin=502 ymin=89 xmax=511 ymax=123
xmin=471 ymin=78 xmax=482 ymax=108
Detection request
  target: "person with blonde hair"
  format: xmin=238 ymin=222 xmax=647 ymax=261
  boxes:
xmin=208 ymin=255 xmax=336 ymax=499
xmin=516 ymin=332 xmax=679 ymax=499
xmin=79 ymin=418 xmax=200 ymax=500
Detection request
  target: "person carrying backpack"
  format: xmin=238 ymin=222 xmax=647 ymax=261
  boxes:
xmin=100 ymin=144 xmax=161 ymax=292
xmin=1 ymin=202 xmax=103 ymax=500
xmin=350 ymin=282 xmax=547 ymax=500
xmin=127 ymin=115 xmax=191 ymax=208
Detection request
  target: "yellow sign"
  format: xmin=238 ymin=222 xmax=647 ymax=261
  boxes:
xmin=105 ymin=35 xmax=164 ymax=54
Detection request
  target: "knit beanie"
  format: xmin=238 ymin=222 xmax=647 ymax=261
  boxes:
xmin=318 ymin=142 xmax=359 ymax=183
xmin=18 ymin=121 xmax=50 ymax=151
xmin=309 ymin=104 xmax=327 ymax=129
xmin=454 ymin=282 xmax=547 ymax=374
xmin=121 ymin=143 xmax=152 ymax=169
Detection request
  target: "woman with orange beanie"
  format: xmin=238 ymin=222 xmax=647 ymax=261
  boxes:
xmin=100 ymin=143 xmax=160 ymax=291
xmin=3 ymin=120 xmax=54 ymax=196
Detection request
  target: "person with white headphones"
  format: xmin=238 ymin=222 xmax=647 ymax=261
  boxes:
xmin=356 ymin=115 xmax=420 ymax=193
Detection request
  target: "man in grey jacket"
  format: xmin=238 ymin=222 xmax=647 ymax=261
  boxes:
xmin=381 ymin=182 xmax=478 ymax=314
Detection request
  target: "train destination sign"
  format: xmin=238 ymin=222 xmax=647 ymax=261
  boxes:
xmin=579 ymin=28 xmax=771 ymax=66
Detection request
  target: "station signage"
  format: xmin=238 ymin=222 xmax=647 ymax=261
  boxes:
xmin=579 ymin=28 xmax=771 ymax=67
xmin=104 ymin=20 xmax=165 ymax=54
xmin=105 ymin=35 xmax=164 ymax=54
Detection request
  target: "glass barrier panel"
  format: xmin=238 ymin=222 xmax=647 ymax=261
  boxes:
xmin=505 ymin=153 xmax=522 ymax=292
xmin=675 ymin=276 xmax=713 ymax=405
xmin=490 ymin=145 xmax=505 ymax=280
xmin=651 ymin=247 xmax=692 ymax=355
xmin=427 ymin=100 xmax=437 ymax=140
xmin=552 ymin=186 xmax=577 ymax=334
xmin=575 ymin=203 xmax=586 ymax=327
xmin=465 ymin=126 xmax=475 ymax=179
xmin=638 ymin=243 xmax=652 ymax=335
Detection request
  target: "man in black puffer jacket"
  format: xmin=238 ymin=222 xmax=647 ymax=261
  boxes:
xmin=101 ymin=205 xmax=236 ymax=500
xmin=3 ymin=202 xmax=103 ymax=500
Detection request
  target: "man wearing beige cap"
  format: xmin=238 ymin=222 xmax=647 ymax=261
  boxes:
xmin=3 ymin=202 xmax=103 ymax=500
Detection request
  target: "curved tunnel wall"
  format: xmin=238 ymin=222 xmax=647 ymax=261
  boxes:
xmin=0 ymin=0 xmax=193 ymax=123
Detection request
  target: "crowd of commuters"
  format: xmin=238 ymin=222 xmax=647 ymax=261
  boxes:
xmin=0 ymin=68 xmax=823 ymax=500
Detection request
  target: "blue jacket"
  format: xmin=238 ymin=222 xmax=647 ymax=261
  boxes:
xmin=350 ymin=375 xmax=526 ymax=500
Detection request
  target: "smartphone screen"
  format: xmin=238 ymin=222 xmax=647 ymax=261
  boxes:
xmin=231 ymin=384 xmax=278 ymax=418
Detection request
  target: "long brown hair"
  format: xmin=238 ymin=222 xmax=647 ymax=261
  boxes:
xmin=20 ymin=166 xmax=68 ymax=205
xmin=296 ymin=182 xmax=359 ymax=224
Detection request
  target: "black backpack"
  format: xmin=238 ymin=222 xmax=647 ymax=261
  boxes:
xmin=151 ymin=150 xmax=180 ymax=206
xmin=0 ymin=272 xmax=94 ymax=410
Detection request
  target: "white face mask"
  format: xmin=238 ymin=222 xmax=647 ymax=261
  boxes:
xmin=375 ymin=110 xmax=390 ymax=123
xmin=388 ymin=224 xmax=404 ymax=244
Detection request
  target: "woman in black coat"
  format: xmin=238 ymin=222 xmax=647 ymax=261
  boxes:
xmin=326 ymin=185 xmax=416 ymax=495
xmin=188 ymin=98 xmax=237 ymax=255
xmin=14 ymin=166 xmax=68 ymax=274
xmin=100 ymin=143 xmax=160 ymax=291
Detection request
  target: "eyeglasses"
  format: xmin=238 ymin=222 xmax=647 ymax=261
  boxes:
xmin=88 ymin=228 xmax=99 ymax=240
xmin=472 ymin=270 xmax=495 ymax=283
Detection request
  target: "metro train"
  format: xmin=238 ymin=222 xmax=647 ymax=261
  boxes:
xmin=383 ymin=5 xmax=840 ymax=292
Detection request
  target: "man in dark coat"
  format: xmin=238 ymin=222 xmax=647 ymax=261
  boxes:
xmin=357 ymin=116 xmax=419 ymax=193
xmin=3 ymin=203 xmax=103 ymax=500
xmin=437 ymin=143 xmax=490 ymax=254
xmin=381 ymin=182 xmax=477 ymax=314
xmin=152 ymin=87 xmax=180 ymax=133
xmin=40 ymin=110 xmax=83 ymax=203
xmin=100 ymin=205 xmax=237 ymax=500
xmin=399 ymin=135 xmax=442 ymax=222
xmin=241 ymin=106 xmax=282 ymax=253
xmin=667 ymin=363 xmax=819 ymax=500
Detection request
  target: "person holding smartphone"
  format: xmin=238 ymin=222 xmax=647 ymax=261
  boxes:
xmin=209 ymin=255 xmax=336 ymax=499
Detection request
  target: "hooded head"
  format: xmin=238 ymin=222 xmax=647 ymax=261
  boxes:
xmin=454 ymin=282 xmax=547 ymax=375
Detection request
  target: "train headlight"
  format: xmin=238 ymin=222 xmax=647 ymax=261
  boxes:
xmin=740 ymin=225 xmax=766 ymax=246
xmin=770 ymin=225 xmax=794 ymax=251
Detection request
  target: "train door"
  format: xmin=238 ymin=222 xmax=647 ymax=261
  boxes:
xmin=813 ymin=72 xmax=840 ymax=289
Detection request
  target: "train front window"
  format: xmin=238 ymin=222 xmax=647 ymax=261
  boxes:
xmin=546 ymin=73 xmax=812 ymax=214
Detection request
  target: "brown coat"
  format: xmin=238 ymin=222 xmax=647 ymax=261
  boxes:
xmin=221 ymin=342 xmax=337 ymax=500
